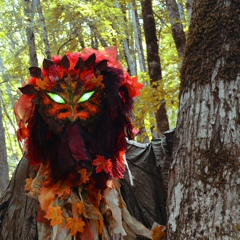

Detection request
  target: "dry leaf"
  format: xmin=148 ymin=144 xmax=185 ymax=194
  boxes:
xmin=78 ymin=168 xmax=90 ymax=183
xmin=45 ymin=205 xmax=64 ymax=226
xmin=77 ymin=201 xmax=84 ymax=215
xmin=66 ymin=217 xmax=85 ymax=235
xmin=92 ymin=155 xmax=112 ymax=174
xmin=152 ymin=225 xmax=167 ymax=240
xmin=25 ymin=177 xmax=34 ymax=191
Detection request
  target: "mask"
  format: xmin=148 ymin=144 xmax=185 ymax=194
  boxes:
xmin=15 ymin=48 xmax=143 ymax=184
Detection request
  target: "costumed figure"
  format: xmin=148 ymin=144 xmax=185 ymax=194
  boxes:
xmin=13 ymin=47 xmax=153 ymax=239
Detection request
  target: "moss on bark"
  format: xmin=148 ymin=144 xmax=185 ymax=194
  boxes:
xmin=180 ymin=0 xmax=240 ymax=94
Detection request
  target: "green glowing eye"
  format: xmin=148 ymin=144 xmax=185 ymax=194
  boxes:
xmin=78 ymin=91 xmax=95 ymax=103
xmin=47 ymin=92 xmax=65 ymax=104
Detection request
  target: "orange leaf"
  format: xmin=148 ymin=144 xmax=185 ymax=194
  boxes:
xmin=77 ymin=201 xmax=84 ymax=215
xmin=92 ymin=155 xmax=112 ymax=174
xmin=57 ymin=182 xmax=72 ymax=199
xmin=96 ymin=190 xmax=102 ymax=207
xmin=36 ymin=77 xmax=50 ymax=90
xmin=25 ymin=178 xmax=33 ymax=191
xmin=66 ymin=217 xmax=85 ymax=235
xmin=78 ymin=168 xmax=90 ymax=183
xmin=39 ymin=187 xmax=56 ymax=212
xmin=152 ymin=225 xmax=167 ymax=240
xmin=45 ymin=205 xmax=64 ymax=226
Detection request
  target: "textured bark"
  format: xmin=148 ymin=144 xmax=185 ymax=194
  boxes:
xmin=76 ymin=28 xmax=86 ymax=50
xmin=23 ymin=0 xmax=38 ymax=66
xmin=141 ymin=0 xmax=169 ymax=135
xmin=141 ymin=0 xmax=162 ymax=84
xmin=165 ymin=0 xmax=186 ymax=59
xmin=0 ymin=158 xmax=38 ymax=239
xmin=37 ymin=0 xmax=51 ymax=59
xmin=0 ymin=57 xmax=9 ymax=192
xmin=186 ymin=0 xmax=194 ymax=23
xmin=0 ymin=101 xmax=9 ymax=196
xmin=0 ymin=58 xmax=22 ymax=157
xmin=130 ymin=0 xmax=146 ymax=72
xmin=115 ymin=0 xmax=137 ymax=76
xmin=168 ymin=1 xmax=240 ymax=239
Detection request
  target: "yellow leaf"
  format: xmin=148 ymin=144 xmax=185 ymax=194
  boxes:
xmin=66 ymin=217 xmax=85 ymax=235
xmin=45 ymin=205 xmax=64 ymax=226
xmin=25 ymin=177 xmax=33 ymax=191
xmin=36 ymin=77 xmax=50 ymax=90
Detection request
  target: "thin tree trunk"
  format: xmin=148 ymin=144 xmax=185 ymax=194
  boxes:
xmin=23 ymin=0 xmax=38 ymax=66
xmin=88 ymin=21 xmax=108 ymax=48
xmin=89 ymin=23 xmax=99 ymax=49
xmin=186 ymin=0 xmax=194 ymax=23
xmin=130 ymin=0 xmax=146 ymax=72
xmin=165 ymin=0 xmax=186 ymax=59
xmin=141 ymin=0 xmax=169 ymax=135
xmin=37 ymin=0 xmax=51 ymax=59
xmin=115 ymin=0 xmax=137 ymax=76
xmin=123 ymin=39 xmax=137 ymax=76
xmin=0 ymin=99 xmax=9 ymax=196
xmin=168 ymin=1 xmax=240 ymax=239
xmin=0 ymin=57 xmax=23 ymax=158
xmin=76 ymin=27 xmax=86 ymax=50
xmin=0 ymin=58 xmax=14 ymax=108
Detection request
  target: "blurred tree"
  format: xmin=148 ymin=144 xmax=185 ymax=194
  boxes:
xmin=141 ymin=0 xmax=170 ymax=136
xmin=165 ymin=0 xmax=186 ymax=59
xmin=23 ymin=0 xmax=38 ymax=66
xmin=0 ymin=98 xmax=9 ymax=197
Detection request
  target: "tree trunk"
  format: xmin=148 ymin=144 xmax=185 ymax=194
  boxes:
xmin=0 ymin=58 xmax=21 ymax=152
xmin=115 ymin=0 xmax=137 ymax=76
xmin=37 ymin=0 xmax=51 ymax=59
xmin=168 ymin=1 xmax=240 ymax=239
xmin=130 ymin=0 xmax=146 ymax=73
xmin=186 ymin=0 xmax=194 ymax=23
xmin=76 ymin=27 xmax=86 ymax=50
xmin=141 ymin=0 xmax=169 ymax=135
xmin=165 ymin=0 xmax=186 ymax=59
xmin=0 ymin=99 xmax=9 ymax=197
xmin=23 ymin=0 xmax=38 ymax=66
xmin=0 ymin=157 xmax=38 ymax=239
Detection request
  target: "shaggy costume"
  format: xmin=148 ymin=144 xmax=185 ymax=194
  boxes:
xmin=9 ymin=47 xmax=156 ymax=239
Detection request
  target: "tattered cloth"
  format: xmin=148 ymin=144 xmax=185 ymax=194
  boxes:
xmin=0 ymin=138 xmax=170 ymax=240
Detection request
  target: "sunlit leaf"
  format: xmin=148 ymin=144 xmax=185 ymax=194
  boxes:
xmin=66 ymin=217 xmax=85 ymax=235
xmin=45 ymin=205 xmax=64 ymax=226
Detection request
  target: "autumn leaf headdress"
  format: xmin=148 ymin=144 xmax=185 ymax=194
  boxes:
xmin=14 ymin=47 xmax=143 ymax=186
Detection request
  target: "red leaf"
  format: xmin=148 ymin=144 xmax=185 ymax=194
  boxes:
xmin=92 ymin=155 xmax=112 ymax=174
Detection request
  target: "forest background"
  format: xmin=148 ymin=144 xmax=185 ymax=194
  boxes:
xmin=1 ymin=1 xmax=239 ymax=238
xmin=0 ymin=0 xmax=189 ymax=184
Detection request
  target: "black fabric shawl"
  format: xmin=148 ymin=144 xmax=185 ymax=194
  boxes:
xmin=121 ymin=138 xmax=170 ymax=233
